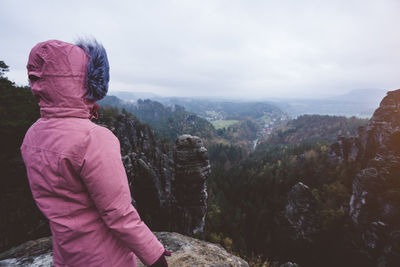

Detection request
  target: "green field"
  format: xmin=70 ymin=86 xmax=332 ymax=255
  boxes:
xmin=257 ymin=114 xmax=272 ymax=124
xmin=211 ymin=120 xmax=240 ymax=130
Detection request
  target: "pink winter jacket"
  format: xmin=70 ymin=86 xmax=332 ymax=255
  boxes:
xmin=21 ymin=40 xmax=165 ymax=266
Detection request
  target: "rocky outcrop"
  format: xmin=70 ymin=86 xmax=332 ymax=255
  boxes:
xmin=173 ymin=135 xmax=210 ymax=236
xmin=330 ymin=89 xmax=400 ymax=265
xmin=97 ymin=112 xmax=175 ymax=231
xmin=0 ymin=237 xmax=52 ymax=266
xmin=285 ymin=182 xmax=318 ymax=241
xmin=0 ymin=233 xmax=249 ymax=267
xmin=1 ymin=110 xmax=210 ymax=253
xmin=329 ymin=135 xmax=359 ymax=163
xmin=97 ymin=113 xmax=210 ymax=235
xmin=139 ymin=232 xmax=248 ymax=267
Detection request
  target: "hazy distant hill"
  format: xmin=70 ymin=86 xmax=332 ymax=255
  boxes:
xmin=329 ymin=88 xmax=386 ymax=102
xmin=109 ymin=91 xmax=285 ymax=121
xmin=110 ymin=89 xmax=386 ymax=119
xmin=267 ymin=114 xmax=368 ymax=145
xmin=99 ymin=96 xmax=216 ymax=141
xmin=273 ymin=88 xmax=387 ymax=118
xmin=111 ymin=91 xmax=159 ymax=101
xmin=109 ymin=92 xmax=289 ymax=149
xmin=156 ymin=98 xmax=283 ymax=121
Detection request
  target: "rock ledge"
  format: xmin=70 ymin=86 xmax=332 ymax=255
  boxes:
xmin=0 ymin=232 xmax=248 ymax=267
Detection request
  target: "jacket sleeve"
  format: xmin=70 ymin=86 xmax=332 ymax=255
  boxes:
xmin=80 ymin=125 xmax=165 ymax=266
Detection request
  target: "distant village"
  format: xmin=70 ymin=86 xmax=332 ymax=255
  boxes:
xmin=257 ymin=114 xmax=289 ymax=138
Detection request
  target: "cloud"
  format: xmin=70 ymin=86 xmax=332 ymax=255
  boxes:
xmin=1 ymin=0 xmax=399 ymax=98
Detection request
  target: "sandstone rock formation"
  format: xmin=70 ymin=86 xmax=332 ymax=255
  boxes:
xmin=329 ymin=135 xmax=359 ymax=163
xmin=1 ymin=111 xmax=210 ymax=253
xmin=97 ymin=113 xmax=211 ymax=236
xmin=173 ymin=135 xmax=210 ymax=235
xmin=139 ymin=232 xmax=248 ymax=267
xmin=330 ymin=89 xmax=400 ymax=265
xmin=285 ymin=182 xmax=318 ymax=241
xmin=97 ymin=113 xmax=175 ymax=231
xmin=0 ymin=233 xmax=249 ymax=267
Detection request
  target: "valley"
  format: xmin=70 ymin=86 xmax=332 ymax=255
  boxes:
xmin=1 ymin=68 xmax=396 ymax=267
xmin=104 ymin=93 xmax=291 ymax=151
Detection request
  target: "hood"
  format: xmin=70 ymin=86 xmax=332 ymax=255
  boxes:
xmin=27 ymin=39 xmax=109 ymax=119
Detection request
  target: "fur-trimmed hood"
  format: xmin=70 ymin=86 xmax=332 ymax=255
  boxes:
xmin=76 ymin=38 xmax=109 ymax=102
xmin=27 ymin=39 xmax=109 ymax=118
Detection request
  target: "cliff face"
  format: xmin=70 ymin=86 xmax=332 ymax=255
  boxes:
xmin=285 ymin=182 xmax=319 ymax=241
xmin=330 ymin=89 xmax=400 ymax=265
xmin=173 ymin=135 xmax=210 ymax=235
xmin=0 ymin=233 xmax=249 ymax=267
xmin=97 ymin=112 xmax=174 ymax=230
xmin=97 ymin=112 xmax=210 ymax=235
xmin=1 ymin=109 xmax=210 ymax=253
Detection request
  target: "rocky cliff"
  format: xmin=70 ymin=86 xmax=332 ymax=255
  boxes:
xmin=0 ymin=232 xmax=249 ymax=267
xmin=173 ymin=135 xmax=210 ymax=235
xmin=1 ymin=108 xmax=210 ymax=253
xmin=330 ymin=89 xmax=400 ymax=265
xmin=97 ymin=111 xmax=211 ymax=235
xmin=285 ymin=182 xmax=319 ymax=241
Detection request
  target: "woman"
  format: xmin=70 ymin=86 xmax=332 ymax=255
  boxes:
xmin=21 ymin=39 xmax=170 ymax=266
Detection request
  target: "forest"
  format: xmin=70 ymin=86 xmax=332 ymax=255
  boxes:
xmin=99 ymin=95 xmax=217 ymax=142
xmin=206 ymin=141 xmax=366 ymax=266
xmin=93 ymin=91 xmax=381 ymax=266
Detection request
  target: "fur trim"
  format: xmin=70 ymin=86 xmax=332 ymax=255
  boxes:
xmin=76 ymin=38 xmax=110 ymax=101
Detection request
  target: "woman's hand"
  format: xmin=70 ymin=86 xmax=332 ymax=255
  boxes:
xmin=149 ymin=250 xmax=171 ymax=267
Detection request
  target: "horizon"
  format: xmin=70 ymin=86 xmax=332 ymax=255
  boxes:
xmin=107 ymin=87 xmax=388 ymax=103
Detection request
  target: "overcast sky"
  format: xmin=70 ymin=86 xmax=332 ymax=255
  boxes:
xmin=1 ymin=0 xmax=399 ymax=99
